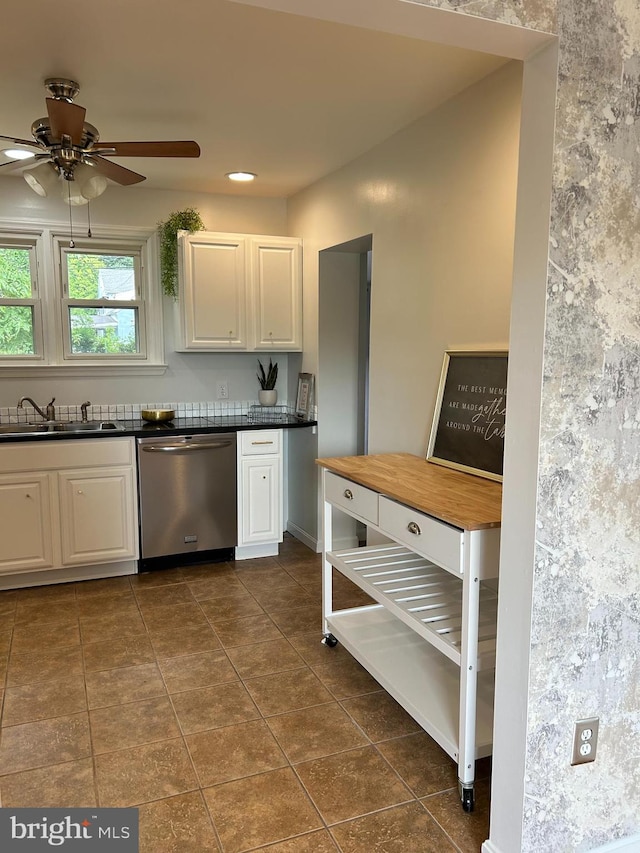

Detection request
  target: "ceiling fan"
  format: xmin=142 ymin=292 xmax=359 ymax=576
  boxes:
xmin=0 ymin=78 xmax=200 ymax=202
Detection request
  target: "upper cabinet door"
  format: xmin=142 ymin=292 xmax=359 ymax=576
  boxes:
xmin=250 ymin=237 xmax=302 ymax=351
xmin=178 ymin=232 xmax=248 ymax=350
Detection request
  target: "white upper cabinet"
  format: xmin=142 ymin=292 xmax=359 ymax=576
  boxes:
xmin=177 ymin=232 xmax=248 ymax=350
xmin=250 ymin=236 xmax=302 ymax=351
xmin=176 ymin=231 xmax=302 ymax=352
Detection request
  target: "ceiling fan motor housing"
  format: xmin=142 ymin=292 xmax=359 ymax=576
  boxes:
xmin=44 ymin=78 xmax=80 ymax=103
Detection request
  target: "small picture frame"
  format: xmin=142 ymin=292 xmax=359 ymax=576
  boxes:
xmin=295 ymin=372 xmax=315 ymax=420
xmin=427 ymin=349 xmax=508 ymax=482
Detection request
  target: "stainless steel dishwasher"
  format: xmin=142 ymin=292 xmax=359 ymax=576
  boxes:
xmin=137 ymin=432 xmax=236 ymax=569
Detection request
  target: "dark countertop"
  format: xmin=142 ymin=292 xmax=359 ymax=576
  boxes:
xmin=0 ymin=415 xmax=317 ymax=443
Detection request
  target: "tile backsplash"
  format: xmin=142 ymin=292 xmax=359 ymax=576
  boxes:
xmin=0 ymin=400 xmax=301 ymax=423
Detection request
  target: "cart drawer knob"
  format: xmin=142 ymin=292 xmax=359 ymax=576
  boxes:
xmin=343 ymin=489 xmax=354 ymax=500
xmin=407 ymin=521 xmax=421 ymax=535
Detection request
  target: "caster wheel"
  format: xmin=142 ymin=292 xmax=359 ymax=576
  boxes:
xmin=461 ymin=787 xmax=475 ymax=813
xmin=322 ymin=633 xmax=338 ymax=647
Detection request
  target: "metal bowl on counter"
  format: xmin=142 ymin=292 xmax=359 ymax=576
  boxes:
xmin=141 ymin=408 xmax=175 ymax=422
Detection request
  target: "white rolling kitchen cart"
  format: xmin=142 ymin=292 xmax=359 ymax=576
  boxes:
xmin=317 ymin=453 xmax=502 ymax=812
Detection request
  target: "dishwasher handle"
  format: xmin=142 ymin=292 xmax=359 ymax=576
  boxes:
xmin=141 ymin=439 xmax=234 ymax=453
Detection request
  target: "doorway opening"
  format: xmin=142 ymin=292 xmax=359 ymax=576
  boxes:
xmin=318 ymin=235 xmax=372 ymax=460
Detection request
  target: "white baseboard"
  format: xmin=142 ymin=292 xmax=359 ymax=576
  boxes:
xmin=0 ymin=560 xmax=137 ymax=591
xmin=482 ymin=834 xmax=640 ymax=853
xmin=286 ymin=521 xmax=320 ymax=552
xmin=285 ymin=521 xmax=361 ymax=553
xmin=235 ymin=542 xmax=280 ymax=560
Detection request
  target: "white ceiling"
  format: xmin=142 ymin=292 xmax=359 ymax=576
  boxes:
xmin=0 ymin=0 xmax=507 ymax=198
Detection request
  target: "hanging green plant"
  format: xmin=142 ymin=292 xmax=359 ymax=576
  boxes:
xmin=157 ymin=207 xmax=205 ymax=298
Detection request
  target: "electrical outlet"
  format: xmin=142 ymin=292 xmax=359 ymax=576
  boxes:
xmin=571 ymin=717 xmax=599 ymax=765
xmin=216 ymin=381 xmax=229 ymax=399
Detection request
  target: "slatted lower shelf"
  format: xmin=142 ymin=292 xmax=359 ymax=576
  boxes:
xmin=327 ymin=543 xmax=498 ymax=669
xmin=327 ymin=606 xmax=495 ymax=761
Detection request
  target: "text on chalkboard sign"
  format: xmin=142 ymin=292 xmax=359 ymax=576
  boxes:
xmin=426 ymin=350 xmax=508 ymax=482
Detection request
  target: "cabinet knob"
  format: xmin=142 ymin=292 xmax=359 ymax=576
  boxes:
xmin=407 ymin=521 xmax=421 ymax=536
xmin=25 ymin=493 xmax=31 ymax=499
xmin=77 ymin=489 xmax=84 ymax=495
xmin=343 ymin=489 xmax=353 ymax=500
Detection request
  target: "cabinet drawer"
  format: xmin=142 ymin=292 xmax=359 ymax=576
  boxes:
xmin=240 ymin=430 xmax=281 ymax=455
xmin=379 ymin=496 xmax=462 ymax=574
xmin=325 ymin=472 xmax=378 ymax=525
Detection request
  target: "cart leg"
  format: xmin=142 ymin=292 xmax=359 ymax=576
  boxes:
xmin=457 ymin=533 xmax=482 ymax=813
xmin=322 ymin=633 xmax=338 ymax=647
xmin=321 ymin=476 xmax=334 ymax=638
xmin=459 ymin=780 xmax=475 ymax=813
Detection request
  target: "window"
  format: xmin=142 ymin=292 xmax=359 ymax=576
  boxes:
xmin=0 ymin=239 xmax=42 ymax=358
xmin=58 ymin=244 xmax=145 ymax=358
xmin=0 ymin=224 xmax=164 ymax=374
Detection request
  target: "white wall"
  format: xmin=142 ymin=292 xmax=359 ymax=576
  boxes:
xmin=0 ymin=179 xmax=290 ymax=408
xmin=286 ymin=60 xmax=522 ymax=542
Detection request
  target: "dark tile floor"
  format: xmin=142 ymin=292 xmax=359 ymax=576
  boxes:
xmin=0 ymin=535 xmax=491 ymax=852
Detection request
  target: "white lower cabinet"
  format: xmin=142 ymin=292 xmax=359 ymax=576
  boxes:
xmin=58 ymin=467 xmax=137 ymax=565
xmin=236 ymin=430 xmax=283 ymax=559
xmin=0 ymin=473 xmax=54 ymax=572
xmin=0 ymin=438 xmax=138 ymax=584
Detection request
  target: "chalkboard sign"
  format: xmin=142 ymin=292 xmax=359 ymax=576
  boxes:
xmin=427 ymin=350 xmax=508 ymax=482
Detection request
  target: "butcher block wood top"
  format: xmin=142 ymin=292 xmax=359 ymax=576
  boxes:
xmin=317 ymin=453 xmax=502 ymax=530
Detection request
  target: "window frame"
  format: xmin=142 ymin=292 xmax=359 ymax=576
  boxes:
xmin=0 ymin=234 xmax=45 ymax=361
xmin=56 ymin=238 xmax=148 ymax=361
xmin=0 ymin=221 xmax=165 ymax=376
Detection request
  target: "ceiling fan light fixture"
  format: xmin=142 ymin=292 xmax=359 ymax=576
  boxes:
xmin=74 ymin=162 xmax=108 ymax=200
xmin=61 ymin=177 xmax=90 ymax=206
xmin=4 ymin=148 xmax=35 ymax=160
xmin=226 ymin=171 xmax=257 ymax=182
xmin=23 ymin=161 xmax=60 ymax=197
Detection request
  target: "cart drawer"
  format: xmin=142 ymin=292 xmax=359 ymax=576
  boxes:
xmin=379 ymin=496 xmax=462 ymax=574
xmin=240 ymin=430 xmax=281 ymax=455
xmin=325 ymin=472 xmax=378 ymax=525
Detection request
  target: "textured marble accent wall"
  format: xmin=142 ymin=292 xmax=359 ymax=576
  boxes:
xmin=417 ymin=0 xmax=639 ymax=850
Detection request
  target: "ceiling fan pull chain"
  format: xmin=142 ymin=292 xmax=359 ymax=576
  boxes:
xmin=67 ymin=182 xmax=75 ymax=248
xmin=87 ymin=200 xmax=92 ymax=238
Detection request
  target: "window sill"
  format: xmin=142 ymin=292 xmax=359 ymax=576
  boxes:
xmin=0 ymin=363 xmax=168 ymax=378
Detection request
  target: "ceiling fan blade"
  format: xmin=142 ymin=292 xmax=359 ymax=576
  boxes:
xmin=0 ymin=135 xmax=43 ymax=149
xmin=46 ymin=98 xmax=86 ymax=145
xmin=86 ymin=155 xmax=146 ymax=185
xmin=0 ymin=153 xmax=50 ymax=172
xmin=93 ymin=141 xmax=200 ymax=158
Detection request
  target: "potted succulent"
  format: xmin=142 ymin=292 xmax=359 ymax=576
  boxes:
xmin=257 ymin=358 xmax=278 ymax=406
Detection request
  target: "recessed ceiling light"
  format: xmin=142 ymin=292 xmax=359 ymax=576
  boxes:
xmin=226 ymin=171 xmax=257 ymax=182
xmin=4 ymin=148 xmax=35 ymax=160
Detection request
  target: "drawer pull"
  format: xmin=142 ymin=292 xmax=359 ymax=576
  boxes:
xmin=251 ymin=440 xmax=274 ymax=445
xmin=343 ymin=489 xmax=354 ymax=500
xmin=407 ymin=521 xmax=421 ymax=536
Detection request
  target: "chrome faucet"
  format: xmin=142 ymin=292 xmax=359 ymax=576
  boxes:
xmin=18 ymin=396 xmax=56 ymax=421
xmin=80 ymin=401 xmax=91 ymax=423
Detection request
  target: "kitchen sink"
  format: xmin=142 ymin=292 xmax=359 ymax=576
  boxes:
xmin=0 ymin=423 xmax=51 ymax=434
xmin=52 ymin=421 xmax=125 ymax=432
xmin=0 ymin=421 xmax=124 ymax=435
